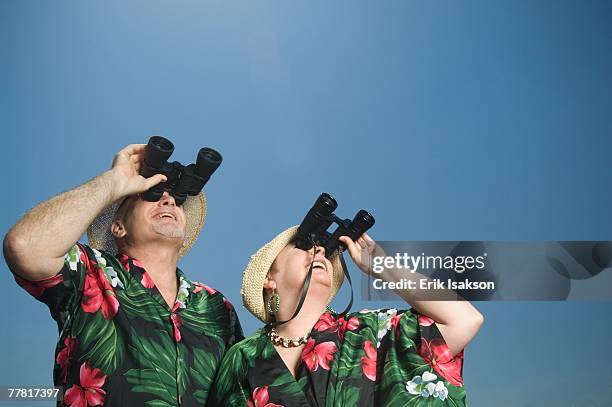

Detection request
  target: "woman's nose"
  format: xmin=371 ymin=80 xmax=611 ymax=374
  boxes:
xmin=312 ymin=244 xmax=326 ymax=258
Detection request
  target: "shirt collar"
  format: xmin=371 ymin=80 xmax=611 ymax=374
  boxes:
xmin=117 ymin=252 xmax=193 ymax=311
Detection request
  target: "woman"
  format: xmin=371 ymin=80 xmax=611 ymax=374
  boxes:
xmin=211 ymin=226 xmax=484 ymax=406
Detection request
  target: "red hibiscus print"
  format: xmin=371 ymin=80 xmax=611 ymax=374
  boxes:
xmin=314 ymin=312 xmax=359 ymax=340
xmin=360 ymin=340 xmax=377 ymax=381
xmin=390 ymin=313 xmax=403 ymax=339
xmin=301 ymin=339 xmax=337 ymax=372
xmin=170 ymin=313 xmax=183 ymax=342
xmin=77 ymin=245 xmax=88 ymax=262
xmin=193 ymin=282 xmax=217 ymax=295
xmin=15 ymin=273 xmax=64 ymax=297
xmin=419 ymin=337 xmax=464 ymax=386
xmin=418 ymin=314 xmax=435 ymax=326
xmin=247 ymin=386 xmax=284 ymax=407
xmin=118 ymin=255 xmax=144 ymax=272
xmin=63 ymin=362 xmax=106 ymax=407
xmin=314 ymin=312 xmax=337 ymax=331
xmin=56 ymin=335 xmax=78 ymax=383
xmin=81 ymin=267 xmax=119 ymax=320
xmin=118 ymin=254 xmax=130 ymax=271
xmin=140 ymin=271 xmax=155 ymax=289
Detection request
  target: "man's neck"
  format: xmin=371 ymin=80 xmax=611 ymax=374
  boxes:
xmin=123 ymin=243 xmax=180 ymax=291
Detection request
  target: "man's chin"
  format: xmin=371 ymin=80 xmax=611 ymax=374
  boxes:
xmin=152 ymin=224 xmax=186 ymax=240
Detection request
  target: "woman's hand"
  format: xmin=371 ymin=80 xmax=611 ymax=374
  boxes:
xmin=339 ymin=233 xmax=384 ymax=275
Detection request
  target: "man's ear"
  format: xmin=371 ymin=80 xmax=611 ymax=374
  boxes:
xmin=111 ymin=220 xmax=127 ymax=239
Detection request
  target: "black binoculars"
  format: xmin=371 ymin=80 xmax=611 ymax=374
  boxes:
xmin=139 ymin=136 xmax=222 ymax=205
xmin=295 ymin=193 xmax=375 ymax=256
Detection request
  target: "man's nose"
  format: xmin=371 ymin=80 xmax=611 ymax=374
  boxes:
xmin=158 ymin=192 xmax=176 ymax=207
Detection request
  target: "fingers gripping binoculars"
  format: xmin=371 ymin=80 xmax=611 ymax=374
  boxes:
xmin=140 ymin=136 xmax=223 ymax=205
xmin=295 ymin=193 xmax=375 ymax=256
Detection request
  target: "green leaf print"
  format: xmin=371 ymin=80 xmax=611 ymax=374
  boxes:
xmin=396 ymin=312 xmax=418 ymax=351
xmin=328 ymin=380 xmax=360 ymax=407
xmin=335 ymin=340 xmax=367 ymax=379
xmin=211 ymin=347 xmax=246 ymax=399
xmin=143 ymin=400 xmax=175 ymax=407
xmin=125 ymin=328 xmax=188 ymax=405
xmin=269 ymin=372 xmax=307 ymax=398
xmin=180 ymin=293 xmax=229 ymax=342
xmin=73 ymin=311 xmax=125 ymax=373
xmin=190 ymin=347 xmax=218 ymax=404
xmin=446 ymin=384 xmax=466 ymax=402
xmin=104 ymin=257 xmax=166 ymax=327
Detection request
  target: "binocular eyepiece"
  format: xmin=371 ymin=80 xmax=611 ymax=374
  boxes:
xmin=140 ymin=136 xmax=223 ymax=205
xmin=295 ymin=193 xmax=375 ymax=256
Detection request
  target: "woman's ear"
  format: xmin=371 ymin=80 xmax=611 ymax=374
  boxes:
xmin=111 ymin=220 xmax=127 ymax=239
xmin=263 ymin=275 xmax=277 ymax=291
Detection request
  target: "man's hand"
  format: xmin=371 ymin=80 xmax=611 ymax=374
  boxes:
xmin=108 ymin=144 xmax=167 ymax=201
xmin=339 ymin=233 xmax=384 ymax=275
xmin=4 ymin=141 xmax=168 ymax=280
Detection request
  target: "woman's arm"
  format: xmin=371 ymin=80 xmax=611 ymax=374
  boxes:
xmin=340 ymin=234 xmax=484 ymax=357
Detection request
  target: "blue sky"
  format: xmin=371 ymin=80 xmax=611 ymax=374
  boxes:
xmin=2 ymin=1 xmax=612 ymax=405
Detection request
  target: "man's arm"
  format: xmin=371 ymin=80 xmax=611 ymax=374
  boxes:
xmin=3 ymin=144 xmax=166 ymax=280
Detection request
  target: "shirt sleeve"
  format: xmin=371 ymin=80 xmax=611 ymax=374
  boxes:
xmin=228 ymin=306 xmax=245 ymax=346
xmin=220 ymin=296 xmax=245 ymax=347
xmin=209 ymin=344 xmax=251 ymax=407
xmin=12 ymin=243 xmax=94 ymax=325
xmin=388 ymin=308 xmax=465 ymax=387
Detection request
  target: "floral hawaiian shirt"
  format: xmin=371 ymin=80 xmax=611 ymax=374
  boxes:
xmin=12 ymin=243 xmax=244 ymax=406
xmin=210 ymin=308 xmax=466 ymax=406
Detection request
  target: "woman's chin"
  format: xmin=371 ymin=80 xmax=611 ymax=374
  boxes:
xmin=310 ymin=275 xmax=332 ymax=292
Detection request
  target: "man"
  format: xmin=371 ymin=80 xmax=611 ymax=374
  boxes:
xmin=3 ymin=143 xmax=243 ymax=406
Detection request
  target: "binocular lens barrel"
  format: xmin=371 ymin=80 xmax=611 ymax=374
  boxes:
xmin=315 ymin=193 xmax=338 ymax=214
xmin=296 ymin=193 xmax=375 ymax=255
xmin=297 ymin=193 xmax=338 ymax=246
xmin=139 ymin=136 xmax=221 ymax=203
xmin=195 ymin=147 xmax=223 ymax=179
xmin=145 ymin=136 xmax=174 ymax=169
xmin=352 ymin=210 xmax=375 ymax=233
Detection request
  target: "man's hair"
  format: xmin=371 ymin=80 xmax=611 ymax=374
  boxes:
xmin=113 ymin=195 xmax=138 ymax=223
xmin=112 ymin=195 xmax=139 ymax=251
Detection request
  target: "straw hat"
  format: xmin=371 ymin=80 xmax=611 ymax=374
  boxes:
xmin=241 ymin=225 xmax=345 ymax=323
xmin=87 ymin=192 xmax=206 ymax=257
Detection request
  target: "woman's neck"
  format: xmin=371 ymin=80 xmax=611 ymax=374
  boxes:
xmin=273 ymin=298 xmax=327 ymax=339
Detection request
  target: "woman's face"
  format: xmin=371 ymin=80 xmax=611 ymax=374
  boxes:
xmin=266 ymin=242 xmax=335 ymax=307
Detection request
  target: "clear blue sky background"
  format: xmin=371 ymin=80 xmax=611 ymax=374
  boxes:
xmin=2 ymin=1 xmax=612 ymax=406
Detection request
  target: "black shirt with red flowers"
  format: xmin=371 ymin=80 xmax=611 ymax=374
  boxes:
xmin=13 ymin=243 xmax=243 ymax=406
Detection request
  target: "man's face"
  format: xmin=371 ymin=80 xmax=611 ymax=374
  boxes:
xmin=112 ymin=192 xmax=187 ymax=249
